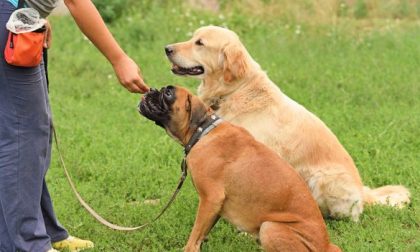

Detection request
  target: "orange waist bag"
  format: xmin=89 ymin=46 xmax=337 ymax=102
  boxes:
xmin=4 ymin=27 xmax=45 ymax=67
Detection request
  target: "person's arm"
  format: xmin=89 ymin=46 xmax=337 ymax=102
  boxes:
xmin=64 ymin=0 xmax=149 ymax=93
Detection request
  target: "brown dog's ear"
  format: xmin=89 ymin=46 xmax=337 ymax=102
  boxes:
xmin=185 ymin=94 xmax=192 ymax=113
xmin=187 ymin=94 xmax=209 ymax=128
xmin=223 ymin=43 xmax=248 ymax=83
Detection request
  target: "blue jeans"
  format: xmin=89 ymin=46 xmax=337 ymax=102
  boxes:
xmin=0 ymin=1 xmax=68 ymax=251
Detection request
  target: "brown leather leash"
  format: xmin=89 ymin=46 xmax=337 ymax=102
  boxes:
xmin=52 ymin=126 xmax=188 ymax=231
xmin=51 ymin=110 xmax=221 ymax=231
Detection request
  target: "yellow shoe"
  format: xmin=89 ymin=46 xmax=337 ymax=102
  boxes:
xmin=52 ymin=236 xmax=94 ymax=252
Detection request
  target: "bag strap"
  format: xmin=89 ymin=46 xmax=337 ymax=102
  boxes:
xmin=17 ymin=0 xmax=25 ymax=8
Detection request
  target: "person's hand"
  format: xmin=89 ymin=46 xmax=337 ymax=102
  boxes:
xmin=44 ymin=20 xmax=52 ymax=49
xmin=112 ymin=55 xmax=149 ymax=93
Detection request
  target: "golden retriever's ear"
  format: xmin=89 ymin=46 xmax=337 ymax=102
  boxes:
xmin=223 ymin=44 xmax=248 ymax=83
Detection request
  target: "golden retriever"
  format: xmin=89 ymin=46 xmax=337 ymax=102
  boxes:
xmin=164 ymin=26 xmax=410 ymax=221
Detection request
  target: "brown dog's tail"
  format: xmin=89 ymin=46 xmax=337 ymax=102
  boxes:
xmin=363 ymin=185 xmax=410 ymax=208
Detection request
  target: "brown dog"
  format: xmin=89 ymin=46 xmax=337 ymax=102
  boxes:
xmin=139 ymin=85 xmax=340 ymax=252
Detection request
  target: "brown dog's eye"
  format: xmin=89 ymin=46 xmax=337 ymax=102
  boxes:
xmin=195 ymin=39 xmax=204 ymax=46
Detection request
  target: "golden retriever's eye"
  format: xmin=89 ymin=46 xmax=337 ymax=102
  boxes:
xmin=195 ymin=39 xmax=204 ymax=46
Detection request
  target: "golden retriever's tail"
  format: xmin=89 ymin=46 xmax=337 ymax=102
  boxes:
xmin=363 ymin=185 xmax=410 ymax=208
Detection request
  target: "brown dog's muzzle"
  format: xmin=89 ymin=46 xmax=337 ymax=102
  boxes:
xmin=138 ymin=86 xmax=176 ymax=127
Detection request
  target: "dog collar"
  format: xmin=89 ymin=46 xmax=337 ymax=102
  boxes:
xmin=184 ymin=114 xmax=223 ymax=155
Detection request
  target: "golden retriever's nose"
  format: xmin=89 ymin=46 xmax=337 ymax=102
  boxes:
xmin=165 ymin=45 xmax=174 ymax=56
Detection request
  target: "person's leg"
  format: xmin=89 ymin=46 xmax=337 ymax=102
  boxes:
xmin=39 ymin=56 xmax=70 ymax=243
xmin=0 ymin=2 xmax=53 ymax=251
xmin=0 ymin=4 xmax=15 ymax=251
xmin=0 ymin=200 xmax=13 ymax=251
xmin=42 ymin=180 xmax=69 ymax=242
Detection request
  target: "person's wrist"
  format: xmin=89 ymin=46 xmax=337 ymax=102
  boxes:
xmin=109 ymin=51 xmax=129 ymax=67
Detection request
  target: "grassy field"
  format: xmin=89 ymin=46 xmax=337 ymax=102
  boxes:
xmin=46 ymin=1 xmax=419 ymax=251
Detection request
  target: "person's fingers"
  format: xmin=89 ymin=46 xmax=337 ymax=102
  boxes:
xmin=139 ymin=85 xmax=149 ymax=93
xmin=140 ymin=79 xmax=150 ymax=91
xmin=43 ymin=34 xmax=48 ymax=48
xmin=112 ymin=56 xmax=150 ymax=93
xmin=133 ymin=78 xmax=150 ymax=93
xmin=129 ymin=83 xmax=142 ymax=93
xmin=43 ymin=30 xmax=49 ymax=48
xmin=43 ymin=21 xmax=52 ymax=48
xmin=135 ymin=67 xmax=150 ymax=92
xmin=47 ymin=30 xmax=52 ymax=48
xmin=121 ymin=79 xmax=142 ymax=93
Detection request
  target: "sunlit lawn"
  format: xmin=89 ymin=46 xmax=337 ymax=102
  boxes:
xmin=46 ymin=3 xmax=419 ymax=251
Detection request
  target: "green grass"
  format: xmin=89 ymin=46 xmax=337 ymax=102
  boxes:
xmin=47 ymin=3 xmax=419 ymax=251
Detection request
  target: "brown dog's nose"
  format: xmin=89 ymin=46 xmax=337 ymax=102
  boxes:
xmin=165 ymin=46 xmax=174 ymax=56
